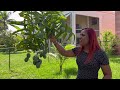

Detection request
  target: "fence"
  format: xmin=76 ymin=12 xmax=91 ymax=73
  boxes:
xmin=0 ymin=46 xmax=15 ymax=71
xmin=0 ymin=47 xmax=44 ymax=79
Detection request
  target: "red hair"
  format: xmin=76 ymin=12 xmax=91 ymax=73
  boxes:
xmin=76 ymin=28 xmax=101 ymax=64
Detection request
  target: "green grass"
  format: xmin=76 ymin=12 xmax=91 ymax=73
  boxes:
xmin=0 ymin=51 xmax=120 ymax=79
xmin=98 ymin=55 xmax=120 ymax=79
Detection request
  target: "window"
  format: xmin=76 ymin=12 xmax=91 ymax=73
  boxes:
xmin=76 ymin=24 xmax=81 ymax=29
xmin=91 ymin=18 xmax=98 ymax=25
xmin=76 ymin=30 xmax=81 ymax=33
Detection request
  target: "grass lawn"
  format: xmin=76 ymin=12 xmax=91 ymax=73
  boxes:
xmin=0 ymin=51 xmax=120 ymax=79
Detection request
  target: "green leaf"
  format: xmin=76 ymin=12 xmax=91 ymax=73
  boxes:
xmin=12 ymin=29 xmax=25 ymax=35
xmin=62 ymin=33 xmax=67 ymax=39
xmin=55 ymin=31 xmax=62 ymax=38
xmin=66 ymin=32 xmax=73 ymax=41
xmin=10 ymin=24 xmax=22 ymax=30
xmin=9 ymin=21 xmax=24 ymax=25
xmin=0 ymin=16 xmax=3 ymax=19
xmin=64 ymin=44 xmax=75 ymax=50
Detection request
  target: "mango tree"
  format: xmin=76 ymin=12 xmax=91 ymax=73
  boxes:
xmin=9 ymin=11 xmax=75 ymax=68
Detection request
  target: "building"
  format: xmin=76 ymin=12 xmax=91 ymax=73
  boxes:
xmin=63 ymin=11 xmax=116 ymax=46
xmin=115 ymin=11 xmax=120 ymax=37
xmin=62 ymin=11 xmax=120 ymax=54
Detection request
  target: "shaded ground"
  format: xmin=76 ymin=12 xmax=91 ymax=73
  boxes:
xmin=64 ymin=68 xmax=77 ymax=79
xmin=110 ymin=55 xmax=120 ymax=64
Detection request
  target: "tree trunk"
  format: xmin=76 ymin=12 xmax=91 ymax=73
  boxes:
xmin=60 ymin=65 xmax=62 ymax=74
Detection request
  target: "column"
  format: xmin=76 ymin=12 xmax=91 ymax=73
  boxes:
xmin=71 ymin=11 xmax=76 ymax=46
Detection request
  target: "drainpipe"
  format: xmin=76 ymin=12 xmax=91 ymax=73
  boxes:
xmin=71 ymin=11 xmax=76 ymax=46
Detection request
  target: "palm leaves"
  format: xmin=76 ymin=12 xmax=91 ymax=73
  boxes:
xmin=0 ymin=11 xmax=12 ymax=31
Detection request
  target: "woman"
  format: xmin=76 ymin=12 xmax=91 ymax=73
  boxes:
xmin=49 ymin=28 xmax=112 ymax=79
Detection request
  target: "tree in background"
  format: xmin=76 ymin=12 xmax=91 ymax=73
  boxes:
xmin=0 ymin=11 xmax=12 ymax=31
xmin=0 ymin=11 xmax=22 ymax=52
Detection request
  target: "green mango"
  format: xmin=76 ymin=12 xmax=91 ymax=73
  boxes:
xmin=40 ymin=53 xmax=43 ymax=57
xmin=36 ymin=59 xmax=42 ymax=68
xmin=42 ymin=51 xmax=47 ymax=59
xmin=27 ymin=53 xmax=31 ymax=58
xmin=33 ymin=55 xmax=40 ymax=65
xmin=33 ymin=60 xmax=37 ymax=65
xmin=33 ymin=55 xmax=39 ymax=62
xmin=24 ymin=57 xmax=29 ymax=62
xmin=43 ymin=54 xmax=46 ymax=59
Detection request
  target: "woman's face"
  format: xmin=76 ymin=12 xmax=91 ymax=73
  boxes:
xmin=79 ymin=30 xmax=89 ymax=46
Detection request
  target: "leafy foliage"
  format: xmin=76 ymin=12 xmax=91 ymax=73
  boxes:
xmin=0 ymin=11 xmax=12 ymax=31
xmin=98 ymin=30 xmax=120 ymax=55
xmin=10 ymin=11 xmax=75 ymax=68
xmin=0 ymin=30 xmax=19 ymax=52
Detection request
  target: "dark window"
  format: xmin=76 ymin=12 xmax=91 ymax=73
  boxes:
xmin=91 ymin=18 xmax=98 ymax=25
xmin=76 ymin=30 xmax=81 ymax=33
xmin=76 ymin=24 xmax=81 ymax=29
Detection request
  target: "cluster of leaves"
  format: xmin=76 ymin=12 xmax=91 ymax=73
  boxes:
xmin=98 ymin=30 xmax=120 ymax=55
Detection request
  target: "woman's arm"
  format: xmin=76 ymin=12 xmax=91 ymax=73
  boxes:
xmin=49 ymin=36 xmax=75 ymax=57
xmin=101 ymin=65 xmax=112 ymax=79
xmin=53 ymin=41 xmax=75 ymax=57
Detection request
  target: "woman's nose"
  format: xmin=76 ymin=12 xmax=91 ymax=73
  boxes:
xmin=79 ymin=36 xmax=82 ymax=39
xmin=79 ymin=37 xmax=82 ymax=41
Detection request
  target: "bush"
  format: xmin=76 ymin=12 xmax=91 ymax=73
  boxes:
xmin=98 ymin=30 xmax=119 ymax=55
xmin=111 ymin=36 xmax=120 ymax=55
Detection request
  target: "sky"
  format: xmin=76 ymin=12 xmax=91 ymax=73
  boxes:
xmin=8 ymin=11 xmax=24 ymax=32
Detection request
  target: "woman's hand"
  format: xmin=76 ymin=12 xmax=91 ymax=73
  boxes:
xmin=49 ymin=35 xmax=57 ymax=43
xmin=49 ymin=35 xmax=75 ymax=57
